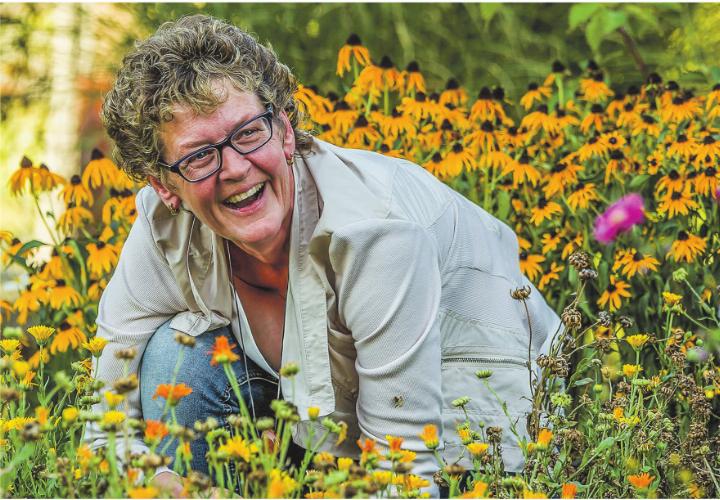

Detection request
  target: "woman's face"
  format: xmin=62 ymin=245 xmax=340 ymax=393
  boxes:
xmin=156 ymin=82 xmax=295 ymax=261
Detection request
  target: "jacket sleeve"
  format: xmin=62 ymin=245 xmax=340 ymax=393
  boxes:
xmin=328 ymin=218 xmax=443 ymax=496
xmin=84 ymin=191 xmax=186 ymax=480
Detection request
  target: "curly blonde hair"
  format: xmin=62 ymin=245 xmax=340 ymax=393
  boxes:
xmin=102 ymin=14 xmax=313 ymax=182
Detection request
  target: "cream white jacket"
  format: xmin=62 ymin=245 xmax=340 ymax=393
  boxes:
xmin=87 ymin=139 xmax=561 ymax=492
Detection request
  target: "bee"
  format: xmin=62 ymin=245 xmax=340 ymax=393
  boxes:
xmin=392 ymin=395 xmax=404 ymax=408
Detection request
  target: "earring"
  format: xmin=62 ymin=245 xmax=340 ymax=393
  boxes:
xmin=287 ymin=156 xmax=295 ymax=167
xmin=168 ymin=204 xmax=179 ymax=216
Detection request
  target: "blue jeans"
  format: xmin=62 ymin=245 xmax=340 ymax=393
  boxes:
xmin=140 ymin=321 xmax=281 ymax=476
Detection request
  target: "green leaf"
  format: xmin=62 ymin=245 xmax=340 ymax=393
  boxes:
xmin=568 ymin=3 xmax=603 ymax=31
xmin=571 ymin=377 xmax=594 ymax=387
xmin=623 ymin=5 xmax=662 ymax=33
xmin=628 ymin=174 xmax=650 ymax=190
xmin=496 ymin=190 xmax=511 ymax=220
xmin=593 ymin=436 xmax=616 ymax=454
xmin=585 ymin=9 xmax=627 ymax=53
xmin=479 ymin=3 xmax=501 ymax=23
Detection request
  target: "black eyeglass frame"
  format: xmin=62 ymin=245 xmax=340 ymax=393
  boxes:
xmin=157 ymin=106 xmax=275 ymax=183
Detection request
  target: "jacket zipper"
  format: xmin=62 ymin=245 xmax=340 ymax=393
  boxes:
xmin=442 ymin=356 xmax=528 ymax=368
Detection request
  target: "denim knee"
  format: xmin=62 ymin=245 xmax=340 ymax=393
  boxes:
xmin=139 ymin=320 xmax=279 ymax=475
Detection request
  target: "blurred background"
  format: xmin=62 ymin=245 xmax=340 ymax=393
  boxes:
xmin=2 ymin=2 xmax=720 ymax=241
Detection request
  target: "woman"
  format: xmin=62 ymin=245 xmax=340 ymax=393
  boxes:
xmin=87 ymin=14 xmax=561 ymax=496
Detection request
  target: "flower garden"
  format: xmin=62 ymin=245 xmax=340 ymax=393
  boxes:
xmin=1 ymin=34 xmax=719 ymax=499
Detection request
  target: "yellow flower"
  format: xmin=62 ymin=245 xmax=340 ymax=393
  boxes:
xmin=337 ymin=457 xmax=353 ymax=471
xmin=35 ymin=406 xmax=49 ymax=425
xmin=101 ymin=410 xmax=126 ymax=427
xmin=217 ymin=436 xmax=257 ymax=462
xmin=662 ymin=291 xmax=683 ymax=306
xmin=82 ymin=337 xmax=108 ymax=357
xmin=467 ymin=442 xmax=489 ymax=457
xmin=536 ymin=428 xmax=553 ymax=449
xmin=0 ymin=339 xmax=21 ymax=354
xmin=48 ymin=280 xmax=82 ymax=309
xmin=597 ymin=276 xmax=632 ymax=312
xmin=307 ymin=406 xmax=320 ymax=420
xmin=622 ymin=364 xmax=643 ymax=378
xmin=336 ymin=34 xmax=371 ymax=77
xmin=625 ymin=334 xmax=649 ymax=350
xmin=62 ymin=407 xmax=79 ymax=423
xmin=627 ymin=472 xmax=654 ymax=490
xmin=267 ymin=468 xmax=298 ymax=498
xmin=524 ymin=489 xmax=549 ymax=498
xmin=27 ymin=325 xmax=55 ymax=345
xmin=459 ymin=481 xmax=489 ymax=498
xmin=51 ymin=321 xmax=87 ymax=354
xmin=128 ymin=486 xmax=158 ymax=499
xmin=12 ymin=360 xmax=30 ymax=378
xmin=419 ymin=424 xmax=439 ymax=449
xmin=372 ymin=470 xmax=393 ymax=486
xmin=457 ymin=426 xmax=473 ymax=445
xmin=104 ymin=391 xmax=125 ymax=409
xmin=86 ymin=242 xmax=119 ymax=278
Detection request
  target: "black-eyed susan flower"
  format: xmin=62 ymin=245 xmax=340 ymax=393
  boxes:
xmin=50 ymin=321 xmax=87 ymax=354
xmin=631 ymin=113 xmax=661 ymax=137
xmin=580 ymin=71 xmax=614 ymax=102
xmin=402 ymin=61 xmax=426 ymax=96
xmin=614 ymin=249 xmax=660 ymax=278
xmin=439 ymin=78 xmax=468 ymax=108
xmin=538 ymin=262 xmax=565 ymax=291
xmin=8 ymin=156 xmax=38 ymax=196
xmin=13 ymin=285 xmax=45 ymax=325
xmin=529 ymin=197 xmax=563 ymax=226
xmin=566 ymin=181 xmax=599 ymax=210
xmin=667 ymin=134 xmax=696 ymax=160
xmin=336 ymin=34 xmax=371 ymax=77
xmin=81 ymin=149 xmax=118 ymax=190
xmin=554 ymin=106 xmax=580 ymax=129
xmin=520 ymin=82 xmax=552 ymax=111
xmin=57 ymin=204 xmax=94 ymax=234
xmin=580 ymin=104 xmax=606 ymax=135
xmin=543 ymin=160 xmax=583 ymax=198
xmin=347 ymin=115 xmax=381 ymax=149
xmin=597 ymin=276 xmax=632 ymax=311
xmin=661 ymin=95 xmax=700 ymax=123
xmin=561 ymin=233 xmax=584 ymax=260
xmin=668 ymin=230 xmax=706 ymax=263
xmin=694 ymin=165 xmax=719 ymax=197
xmin=502 ymin=153 xmax=541 ymax=187
xmin=443 ymin=143 xmax=476 ymax=176
xmin=540 ymin=229 xmax=564 ymax=254
xmin=48 ymin=279 xmax=82 ymax=309
xmin=519 ymin=251 xmax=545 ymax=281
xmin=657 ymin=187 xmax=699 ymax=218
xmin=577 ymin=135 xmax=609 ymax=162
xmin=326 ymin=100 xmax=359 ymax=136
xmin=521 ymin=104 xmax=561 ymax=136
xmin=470 ymin=87 xmax=502 ymax=123
xmin=61 ymin=175 xmax=94 ymax=207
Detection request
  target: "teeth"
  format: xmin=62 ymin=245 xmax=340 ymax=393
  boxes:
xmin=225 ymin=183 xmax=264 ymax=204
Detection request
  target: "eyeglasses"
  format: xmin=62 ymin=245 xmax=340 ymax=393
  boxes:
xmin=158 ymin=107 xmax=274 ymax=183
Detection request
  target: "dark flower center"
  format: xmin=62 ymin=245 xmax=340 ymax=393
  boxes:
xmin=552 ymin=60 xmax=565 ymax=73
xmin=478 ymin=87 xmax=492 ymax=100
xmin=91 ymin=148 xmax=104 ymax=160
xmin=481 ymin=121 xmax=494 ymax=132
xmin=406 ymin=61 xmax=420 ymax=73
xmin=633 ymin=251 xmax=644 ymax=261
xmin=379 ymin=56 xmax=394 ymax=69
xmin=492 ymin=87 xmax=505 ymax=101
xmin=445 ymin=78 xmax=459 ymax=90
xmin=71 ymin=175 xmax=81 ymax=185
xmin=677 ymin=231 xmax=688 ymax=240
xmin=346 ymin=34 xmax=362 ymax=46
xmin=452 ymin=143 xmax=464 ymax=153
xmin=21 ymin=156 xmax=32 ymax=168
xmin=591 ymin=104 xmax=604 ymax=114
xmin=527 ymin=82 xmax=539 ymax=91
xmin=97 ymin=241 xmax=106 ymax=249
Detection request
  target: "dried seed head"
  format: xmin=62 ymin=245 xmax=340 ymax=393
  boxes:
xmin=579 ymin=268 xmax=598 ymax=281
xmin=569 ymin=251 xmax=592 ymax=270
xmin=21 ymin=421 xmax=42 ymax=441
xmin=174 ymin=332 xmax=196 ymax=348
xmin=597 ymin=311 xmax=612 ymax=327
xmin=112 ymin=374 xmax=139 ymax=394
xmin=0 ymin=386 xmax=21 ymax=402
xmin=618 ymin=316 xmax=634 ymax=328
xmin=114 ymin=347 xmax=137 ymax=360
xmin=433 ymin=470 xmax=449 ymax=487
xmin=510 ymin=286 xmax=532 ymax=300
xmin=561 ymin=306 xmax=583 ymax=329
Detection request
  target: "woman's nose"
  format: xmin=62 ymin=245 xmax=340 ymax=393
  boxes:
xmin=218 ymin=145 xmax=253 ymax=181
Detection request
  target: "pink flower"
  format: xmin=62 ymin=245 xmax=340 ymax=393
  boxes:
xmin=593 ymin=193 xmax=645 ymax=245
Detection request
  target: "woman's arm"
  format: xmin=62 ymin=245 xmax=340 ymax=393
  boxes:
xmin=329 ymin=219 xmax=443 ymax=496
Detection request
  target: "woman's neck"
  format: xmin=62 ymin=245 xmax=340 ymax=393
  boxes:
xmin=228 ymin=242 xmax=289 ymax=292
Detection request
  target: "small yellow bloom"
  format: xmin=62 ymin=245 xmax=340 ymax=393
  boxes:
xmin=128 ymin=486 xmax=158 ymax=499
xmin=27 ymin=325 xmax=55 ymax=345
xmin=12 ymin=360 xmax=30 ymax=378
xmin=101 ymin=410 xmax=126 ymax=427
xmin=523 ymin=489 xmax=548 ymax=498
xmin=307 ymin=406 xmax=320 ymax=420
xmin=337 ymin=457 xmax=353 ymax=471
xmin=62 ymin=407 xmax=79 ymax=423
xmin=467 ymin=442 xmax=490 ymax=457
xmin=82 ymin=337 xmax=108 ymax=357
xmin=35 ymin=406 xmax=49 ymax=425
xmin=613 ymin=407 xmax=625 ymax=421
xmin=662 ymin=291 xmax=682 ymax=306
xmin=419 ymin=424 xmax=439 ymax=449
xmin=372 ymin=470 xmax=393 ymax=486
xmin=0 ymin=339 xmax=21 ymax=354
xmin=457 ymin=426 xmax=472 ymax=445
xmin=625 ymin=334 xmax=649 ymax=350
xmin=622 ymin=364 xmax=643 ymax=378
xmin=536 ymin=428 xmax=553 ymax=449
xmin=104 ymin=391 xmax=125 ymax=409
xmin=459 ymin=481 xmax=488 ymax=498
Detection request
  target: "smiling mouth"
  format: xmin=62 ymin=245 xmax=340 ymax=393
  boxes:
xmin=223 ymin=182 xmax=266 ymax=209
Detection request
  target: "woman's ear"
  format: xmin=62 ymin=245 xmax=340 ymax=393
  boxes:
xmin=148 ymin=175 xmax=182 ymax=210
xmin=278 ymin=110 xmax=296 ymax=160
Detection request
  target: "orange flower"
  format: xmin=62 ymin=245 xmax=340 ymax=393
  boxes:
xmin=209 ymin=335 xmax=240 ymax=365
xmin=152 ymin=383 xmax=193 ymax=406
xmin=419 ymin=424 xmax=439 ymax=449
xmin=386 ymin=435 xmax=404 ymax=453
xmin=536 ymin=428 xmax=553 ymax=449
xmin=627 ymin=472 xmax=654 ymax=490
xmin=561 ymin=483 xmax=578 ymax=499
xmin=144 ymin=420 xmax=169 ymax=444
